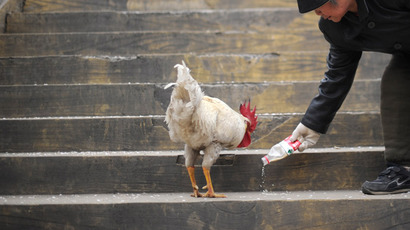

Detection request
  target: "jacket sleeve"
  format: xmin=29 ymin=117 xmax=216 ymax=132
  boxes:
xmin=301 ymin=45 xmax=362 ymax=134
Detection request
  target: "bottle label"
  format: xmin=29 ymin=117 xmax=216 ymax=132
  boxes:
xmin=261 ymin=135 xmax=303 ymax=166
xmin=282 ymin=135 xmax=302 ymax=154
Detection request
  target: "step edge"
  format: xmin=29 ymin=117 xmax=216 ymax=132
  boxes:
xmin=0 ymin=190 xmax=408 ymax=206
xmin=0 ymin=146 xmax=385 ymax=157
xmin=0 ymin=51 xmax=331 ymax=59
xmin=0 ymin=111 xmax=381 ymax=121
xmin=0 ymin=78 xmax=381 ymax=87
xmin=0 ymin=27 xmax=321 ymax=37
xmin=10 ymin=7 xmax=298 ymax=16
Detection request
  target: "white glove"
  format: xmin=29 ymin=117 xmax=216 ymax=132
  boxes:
xmin=290 ymin=123 xmax=320 ymax=152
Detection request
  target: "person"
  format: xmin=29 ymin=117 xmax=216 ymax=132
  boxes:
xmin=289 ymin=0 xmax=410 ymax=195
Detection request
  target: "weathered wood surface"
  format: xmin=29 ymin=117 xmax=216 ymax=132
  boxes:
xmin=0 ymin=80 xmax=380 ymax=117
xmin=6 ymin=9 xmax=318 ymax=33
xmin=1 ymin=1 xmax=404 ymax=227
xmin=0 ymin=148 xmax=385 ymax=194
xmin=0 ymin=84 xmax=170 ymax=117
xmin=23 ymin=0 xmax=298 ymax=12
xmin=0 ymin=0 xmax=24 ymax=33
xmin=1 ymin=191 xmax=410 ymax=230
xmin=0 ymin=113 xmax=383 ymax=152
xmin=0 ymin=30 xmax=327 ymax=57
xmin=0 ymin=53 xmax=390 ymax=85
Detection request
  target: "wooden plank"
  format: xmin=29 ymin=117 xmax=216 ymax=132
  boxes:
xmin=0 ymin=53 xmax=390 ymax=85
xmin=0 ymin=80 xmax=380 ymax=117
xmin=0 ymin=113 xmax=383 ymax=152
xmin=0 ymin=30 xmax=327 ymax=57
xmin=1 ymin=192 xmax=410 ymax=229
xmin=0 ymin=0 xmax=24 ymax=33
xmin=262 ymin=149 xmax=386 ymax=191
xmin=0 ymin=148 xmax=385 ymax=194
xmin=0 ymin=117 xmax=180 ymax=152
xmin=0 ymin=153 xmax=190 ymax=195
xmin=6 ymin=9 xmax=317 ymax=33
xmin=202 ymin=79 xmax=381 ymax=114
xmin=0 ymin=84 xmax=167 ymax=117
xmin=126 ymin=0 xmax=299 ymax=11
xmin=23 ymin=0 xmax=127 ymax=12
xmin=252 ymin=113 xmax=384 ymax=149
xmin=23 ymin=0 xmax=297 ymax=12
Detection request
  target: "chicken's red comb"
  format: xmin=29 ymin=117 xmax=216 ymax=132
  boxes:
xmin=239 ymin=100 xmax=258 ymax=132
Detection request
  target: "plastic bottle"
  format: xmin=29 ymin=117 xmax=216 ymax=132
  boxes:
xmin=261 ymin=135 xmax=301 ymax=166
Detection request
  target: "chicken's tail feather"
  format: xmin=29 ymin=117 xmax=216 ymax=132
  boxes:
xmin=173 ymin=60 xmax=204 ymax=108
xmin=165 ymin=61 xmax=204 ymax=135
xmin=174 ymin=60 xmax=190 ymax=83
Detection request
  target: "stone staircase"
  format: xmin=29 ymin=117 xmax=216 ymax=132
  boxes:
xmin=0 ymin=0 xmax=409 ymax=229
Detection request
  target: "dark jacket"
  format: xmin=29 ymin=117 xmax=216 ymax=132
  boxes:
xmin=301 ymin=0 xmax=410 ymax=134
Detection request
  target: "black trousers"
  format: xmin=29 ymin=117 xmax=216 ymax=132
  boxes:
xmin=381 ymin=52 xmax=410 ymax=166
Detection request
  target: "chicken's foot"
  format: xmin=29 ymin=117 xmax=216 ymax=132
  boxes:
xmin=202 ymin=167 xmax=226 ymax=198
xmin=187 ymin=166 xmax=203 ymax=198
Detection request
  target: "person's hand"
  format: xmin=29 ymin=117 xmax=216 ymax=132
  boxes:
xmin=290 ymin=123 xmax=320 ymax=152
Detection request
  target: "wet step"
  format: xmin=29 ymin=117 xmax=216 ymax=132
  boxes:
xmin=0 ymin=53 xmax=390 ymax=85
xmin=1 ymin=190 xmax=409 ymax=229
xmin=23 ymin=0 xmax=297 ymax=12
xmin=0 ymin=113 xmax=383 ymax=152
xmin=0 ymin=31 xmax=326 ymax=57
xmin=6 ymin=9 xmax=317 ymax=33
xmin=0 ymin=80 xmax=380 ymax=117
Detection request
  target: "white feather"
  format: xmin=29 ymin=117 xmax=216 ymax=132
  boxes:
xmin=165 ymin=61 xmax=247 ymax=153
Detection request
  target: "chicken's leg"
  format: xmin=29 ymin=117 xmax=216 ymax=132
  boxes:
xmin=187 ymin=166 xmax=203 ymax=197
xmin=202 ymin=167 xmax=226 ymax=198
xmin=184 ymin=145 xmax=202 ymax=197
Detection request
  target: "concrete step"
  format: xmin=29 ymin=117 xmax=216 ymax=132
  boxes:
xmin=23 ymin=0 xmax=297 ymax=12
xmin=0 ymin=80 xmax=380 ymax=117
xmin=0 ymin=53 xmax=390 ymax=85
xmin=0 ymin=30 xmax=327 ymax=57
xmin=1 ymin=190 xmax=409 ymax=229
xmin=6 ymin=9 xmax=317 ymax=33
xmin=0 ymin=113 xmax=383 ymax=152
xmin=0 ymin=147 xmax=385 ymax=195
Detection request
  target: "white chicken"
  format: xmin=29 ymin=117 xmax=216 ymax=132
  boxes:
xmin=165 ymin=61 xmax=258 ymax=198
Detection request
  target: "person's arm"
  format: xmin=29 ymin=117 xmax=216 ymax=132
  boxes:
xmin=290 ymin=45 xmax=362 ymax=150
xmin=301 ymin=45 xmax=362 ymax=134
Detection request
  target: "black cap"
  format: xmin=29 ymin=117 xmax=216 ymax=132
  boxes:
xmin=297 ymin=0 xmax=329 ymax=13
